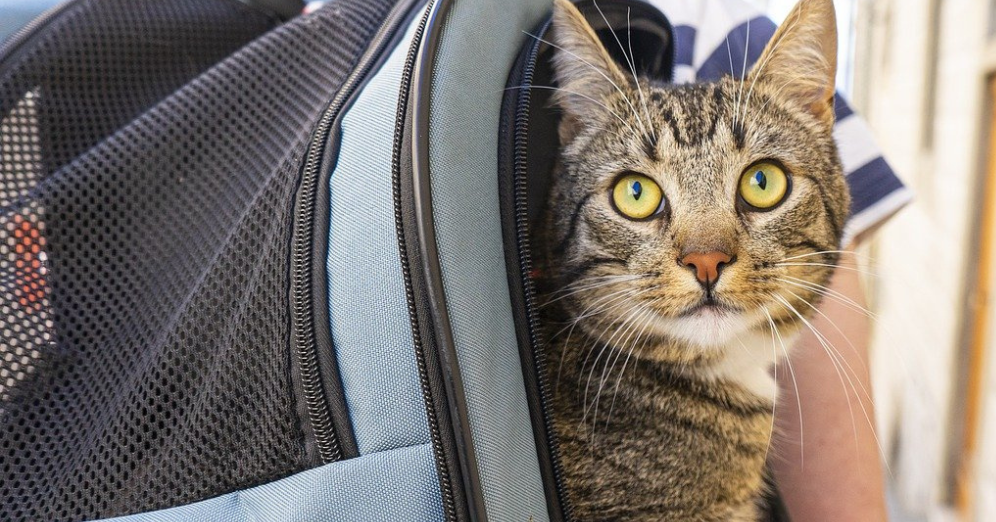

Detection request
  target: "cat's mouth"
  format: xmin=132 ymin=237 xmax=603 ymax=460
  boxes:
xmin=677 ymin=298 xmax=741 ymax=318
xmin=650 ymin=297 xmax=758 ymax=349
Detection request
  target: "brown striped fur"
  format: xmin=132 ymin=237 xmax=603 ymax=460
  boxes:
xmin=537 ymin=0 xmax=848 ymax=519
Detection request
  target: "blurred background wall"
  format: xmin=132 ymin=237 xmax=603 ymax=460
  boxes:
xmin=755 ymin=0 xmax=991 ymax=520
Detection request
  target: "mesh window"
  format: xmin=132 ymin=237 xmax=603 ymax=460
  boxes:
xmin=0 ymin=0 xmax=398 ymax=519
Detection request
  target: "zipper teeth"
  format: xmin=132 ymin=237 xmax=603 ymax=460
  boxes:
xmin=513 ymin=37 xmax=575 ymax=522
xmin=390 ymin=2 xmax=459 ymax=521
xmin=295 ymin=111 xmax=341 ymax=463
xmin=293 ymin=1 xmax=420 ymax=465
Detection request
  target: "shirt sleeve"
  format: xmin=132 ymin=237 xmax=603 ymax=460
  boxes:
xmin=651 ymin=0 xmax=912 ymax=245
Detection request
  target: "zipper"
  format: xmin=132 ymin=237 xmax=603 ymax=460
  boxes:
xmin=504 ymin=22 xmax=575 ymax=521
xmin=502 ymin=4 xmax=675 ymax=517
xmin=291 ymin=0 xmax=424 ymax=465
xmin=390 ymin=1 xmax=461 ymax=521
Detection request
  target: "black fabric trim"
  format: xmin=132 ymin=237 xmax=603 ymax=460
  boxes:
xmin=391 ymin=0 xmax=466 ymax=521
xmin=308 ymin=0 xmax=430 ymax=463
xmin=407 ymin=0 xmax=488 ymax=520
xmin=309 ymin=127 xmax=358 ymax=459
xmin=498 ymin=16 xmax=571 ymax=522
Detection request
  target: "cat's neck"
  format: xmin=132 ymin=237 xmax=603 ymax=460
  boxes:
xmin=696 ymin=328 xmax=793 ymax=400
xmin=553 ymin=327 xmax=792 ymax=410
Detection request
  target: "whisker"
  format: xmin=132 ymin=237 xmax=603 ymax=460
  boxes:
xmin=772 ymin=295 xmax=893 ymax=476
xmin=592 ymin=1 xmax=657 ymax=143
xmin=747 ymin=310 xmax=778 ymax=467
xmin=740 ymin=9 xmax=803 ymax=128
xmin=774 ymin=262 xmax=879 ymax=278
xmin=782 ymin=287 xmax=869 ymax=373
xmin=606 ymin=298 xmax=661 ymax=425
xmin=522 ymin=31 xmax=651 ymax=136
xmin=777 ymin=276 xmax=878 ymax=320
xmin=580 ymin=300 xmax=649 ymax=437
xmin=765 ymin=308 xmax=804 ymax=467
xmin=737 ymin=18 xmax=751 ymax=132
xmin=589 ymin=305 xmax=656 ymax=434
xmin=503 ymin=84 xmax=641 ymax=136
xmin=778 ymin=250 xmax=874 ymax=263
xmin=626 ymin=7 xmax=657 ymax=143
xmin=726 ymin=36 xmax=738 ymax=130
xmin=775 ymin=293 xmax=874 ymax=403
xmin=540 ymin=274 xmax=644 ymax=307
xmin=773 ymin=294 xmax=861 ymax=450
xmin=554 ymin=287 xmax=642 ymax=393
xmin=575 ymin=289 xmax=650 ymax=386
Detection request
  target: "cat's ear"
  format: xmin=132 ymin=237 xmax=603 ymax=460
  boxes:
xmin=550 ymin=0 xmax=629 ymax=143
xmin=749 ymin=0 xmax=837 ymax=125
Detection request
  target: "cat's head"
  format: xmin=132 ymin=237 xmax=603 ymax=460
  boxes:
xmin=542 ymin=0 xmax=849 ymax=361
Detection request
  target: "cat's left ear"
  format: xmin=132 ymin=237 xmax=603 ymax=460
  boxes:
xmin=749 ymin=0 xmax=837 ymax=126
xmin=550 ymin=0 xmax=630 ymax=143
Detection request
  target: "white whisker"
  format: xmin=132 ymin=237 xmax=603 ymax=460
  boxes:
xmin=772 ymin=294 xmax=892 ymax=476
xmin=503 ymin=84 xmax=641 ymax=136
xmin=765 ymin=308 xmax=803 ymax=467
xmin=774 ymin=262 xmax=879 ymax=278
xmin=523 ymin=31 xmax=651 ymax=137
xmin=592 ymin=1 xmax=657 ymax=143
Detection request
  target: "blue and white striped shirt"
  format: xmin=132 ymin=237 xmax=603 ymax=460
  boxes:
xmin=649 ymin=0 xmax=911 ymax=243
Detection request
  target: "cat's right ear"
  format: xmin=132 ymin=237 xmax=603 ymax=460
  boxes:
xmin=550 ymin=0 xmax=629 ymax=144
xmin=748 ymin=0 xmax=838 ymax=126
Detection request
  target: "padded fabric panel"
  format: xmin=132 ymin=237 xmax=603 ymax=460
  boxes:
xmin=328 ymin=15 xmax=431 ymax=455
xmin=101 ymin=443 xmax=445 ymax=522
xmin=425 ymin=0 xmax=552 ymax=520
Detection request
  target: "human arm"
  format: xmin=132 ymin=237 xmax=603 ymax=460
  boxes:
xmin=770 ymin=245 xmax=889 ymax=521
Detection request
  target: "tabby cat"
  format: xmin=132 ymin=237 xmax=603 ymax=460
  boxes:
xmin=537 ymin=0 xmax=848 ymax=520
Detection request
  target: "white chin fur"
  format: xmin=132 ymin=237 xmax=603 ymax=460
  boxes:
xmin=653 ymin=307 xmax=757 ymax=349
xmin=649 ymin=308 xmax=801 ymax=399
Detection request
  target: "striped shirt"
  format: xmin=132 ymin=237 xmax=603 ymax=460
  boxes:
xmin=649 ymin=0 xmax=912 ymax=243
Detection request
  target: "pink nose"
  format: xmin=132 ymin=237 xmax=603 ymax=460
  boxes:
xmin=680 ymin=251 xmax=734 ymax=286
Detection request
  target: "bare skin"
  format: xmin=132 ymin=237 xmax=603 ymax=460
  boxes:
xmin=771 ymin=245 xmax=889 ymax=521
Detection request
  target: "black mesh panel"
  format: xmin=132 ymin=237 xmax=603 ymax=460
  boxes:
xmin=0 ymin=0 xmax=398 ymax=519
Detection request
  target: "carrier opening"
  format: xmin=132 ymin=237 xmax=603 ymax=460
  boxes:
xmin=497 ymin=2 xmax=674 ymax=519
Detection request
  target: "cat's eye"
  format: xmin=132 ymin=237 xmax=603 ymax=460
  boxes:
xmin=738 ymin=162 xmax=790 ymax=210
xmin=612 ymin=173 xmax=665 ymax=220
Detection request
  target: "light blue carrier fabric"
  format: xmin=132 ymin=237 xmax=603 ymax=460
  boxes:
xmin=327 ymin=13 xmax=431 ymax=455
xmin=96 ymin=11 xmax=448 ymax=522
xmin=101 ymin=443 xmax=444 ymax=522
xmin=425 ymin=0 xmax=553 ymax=520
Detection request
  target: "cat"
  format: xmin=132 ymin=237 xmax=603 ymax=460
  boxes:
xmin=536 ymin=0 xmax=849 ymax=520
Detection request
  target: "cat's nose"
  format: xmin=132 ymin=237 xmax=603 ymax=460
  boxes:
xmin=679 ymin=251 xmax=734 ymax=287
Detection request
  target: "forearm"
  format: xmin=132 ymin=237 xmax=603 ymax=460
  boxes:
xmin=770 ymin=260 xmax=888 ymax=521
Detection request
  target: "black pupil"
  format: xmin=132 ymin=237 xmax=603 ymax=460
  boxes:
xmin=631 ymin=180 xmax=643 ymax=200
xmin=753 ymin=171 xmax=767 ymax=190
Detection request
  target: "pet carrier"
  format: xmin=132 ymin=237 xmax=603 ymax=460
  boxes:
xmin=0 ymin=0 xmax=683 ymax=520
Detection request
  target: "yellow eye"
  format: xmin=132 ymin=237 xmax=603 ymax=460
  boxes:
xmin=612 ymin=173 xmax=664 ymax=220
xmin=738 ymin=162 xmax=790 ymax=210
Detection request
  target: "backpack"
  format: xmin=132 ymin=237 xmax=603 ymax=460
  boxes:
xmin=0 ymin=1 xmax=789 ymax=520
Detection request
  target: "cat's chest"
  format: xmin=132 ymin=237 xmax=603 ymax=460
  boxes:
xmin=548 ymin=339 xmax=773 ymax=521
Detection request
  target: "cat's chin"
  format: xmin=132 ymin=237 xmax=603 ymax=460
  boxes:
xmin=654 ymin=305 xmax=758 ymax=351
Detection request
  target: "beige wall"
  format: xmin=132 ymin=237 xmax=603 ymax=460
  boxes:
xmin=852 ymin=0 xmax=990 ymax=519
